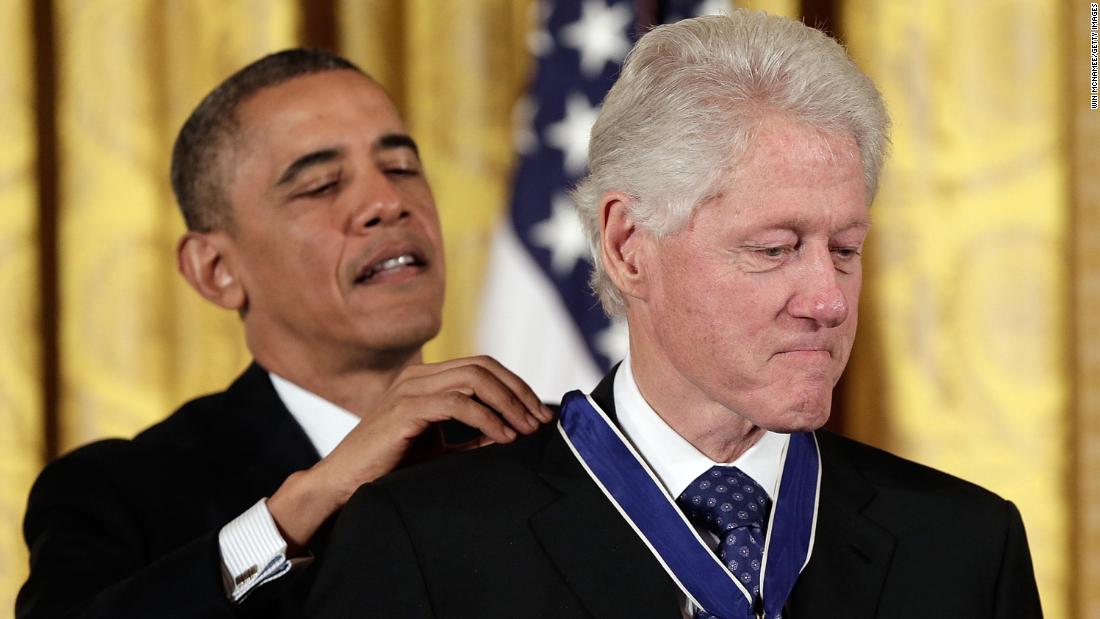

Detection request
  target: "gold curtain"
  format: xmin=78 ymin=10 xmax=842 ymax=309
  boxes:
xmin=4 ymin=1 xmax=1092 ymax=616
xmin=0 ymin=0 xmax=41 ymax=609
xmin=54 ymin=0 xmax=295 ymax=451
xmin=841 ymin=1 xmax=1069 ymax=616
xmin=1070 ymin=2 xmax=1100 ymax=616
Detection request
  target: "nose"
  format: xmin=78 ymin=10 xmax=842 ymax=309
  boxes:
xmin=349 ymin=174 xmax=409 ymax=233
xmin=786 ymin=248 xmax=850 ymax=328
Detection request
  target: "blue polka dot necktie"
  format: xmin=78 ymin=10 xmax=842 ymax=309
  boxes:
xmin=676 ymin=466 xmax=772 ymax=619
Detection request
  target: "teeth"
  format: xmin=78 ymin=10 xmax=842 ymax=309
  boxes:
xmin=370 ymin=254 xmax=416 ymax=276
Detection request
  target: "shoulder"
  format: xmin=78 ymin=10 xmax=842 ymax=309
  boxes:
xmin=384 ymin=422 xmax=558 ymax=489
xmin=28 ymin=393 xmax=224 ymax=505
xmin=29 ymin=366 xmax=272 ymax=507
xmin=133 ymin=362 xmax=279 ymax=450
xmin=52 ymin=377 xmax=244 ymax=466
xmin=348 ymin=424 xmax=562 ymax=518
xmin=814 ymin=429 xmax=1021 ymax=531
xmin=816 ymin=429 xmax=1002 ymax=497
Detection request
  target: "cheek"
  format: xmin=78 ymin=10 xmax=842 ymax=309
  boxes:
xmin=649 ymin=253 xmax=711 ymax=327
xmin=653 ymin=273 xmax=762 ymax=363
xmin=287 ymin=215 xmax=343 ymax=264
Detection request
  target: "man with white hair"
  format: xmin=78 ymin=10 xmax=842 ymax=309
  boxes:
xmin=308 ymin=12 xmax=1042 ymax=618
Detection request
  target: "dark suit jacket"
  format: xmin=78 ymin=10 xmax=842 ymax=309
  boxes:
xmin=308 ymin=369 xmax=1042 ymax=618
xmin=17 ymin=363 xmax=322 ymax=619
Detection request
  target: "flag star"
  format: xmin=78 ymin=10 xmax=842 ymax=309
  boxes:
xmin=545 ymin=92 xmax=599 ymax=176
xmin=512 ymin=95 xmax=539 ymax=155
xmin=594 ymin=319 xmax=629 ymax=363
xmin=529 ymin=193 xmax=590 ymax=276
xmin=560 ymin=0 xmax=633 ymax=77
xmin=695 ymin=0 xmax=732 ymax=16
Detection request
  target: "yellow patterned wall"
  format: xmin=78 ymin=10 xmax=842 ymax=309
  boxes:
xmin=338 ymin=0 xmax=536 ymax=362
xmin=0 ymin=0 xmax=41 ymax=610
xmin=54 ymin=1 xmax=296 ymax=450
xmin=841 ymin=1 xmax=1069 ymax=616
xmin=1071 ymin=2 xmax=1100 ymax=615
xmin=5 ymin=2 xmax=1089 ymax=616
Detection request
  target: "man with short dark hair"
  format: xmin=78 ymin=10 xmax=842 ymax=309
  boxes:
xmin=308 ymin=13 xmax=1043 ymax=618
xmin=17 ymin=49 xmax=550 ymax=618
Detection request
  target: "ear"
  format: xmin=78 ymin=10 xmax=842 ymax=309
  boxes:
xmin=177 ymin=232 xmax=247 ymax=311
xmin=599 ymin=192 xmax=650 ymax=303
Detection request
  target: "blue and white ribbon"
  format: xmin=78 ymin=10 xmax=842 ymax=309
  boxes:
xmin=557 ymin=390 xmax=820 ymax=619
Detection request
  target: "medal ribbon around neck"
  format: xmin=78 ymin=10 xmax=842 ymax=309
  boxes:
xmin=557 ymin=390 xmax=821 ymax=619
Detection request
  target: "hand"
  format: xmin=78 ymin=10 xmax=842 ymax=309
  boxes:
xmin=267 ymin=356 xmax=553 ymax=551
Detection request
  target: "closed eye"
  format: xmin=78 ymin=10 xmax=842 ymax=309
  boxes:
xmin=385 ymin=166 xmax=420 ymax=177
xmin=294 ymin=172 xmax=343 ymax=199
xmin=293 ymin=183 xmax=336 ymax=200
xmin=831 ymin=246 xmax=862 ymax=274
xmin=737 ymin=244 xmax=796 ymax=272
xmin=753 ymin=245 xmax=795 ymax=260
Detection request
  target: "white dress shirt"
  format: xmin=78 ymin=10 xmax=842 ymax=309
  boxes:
xmin=219 ymin=372 xmax=359 ymax=603
xmin=271 ymin=373 xmax=361 ymax=456
xmin=612 ymin=354 xmax=788 ymax=617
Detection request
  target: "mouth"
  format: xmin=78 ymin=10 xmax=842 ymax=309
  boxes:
xmin=353 ymin=247 xmax=428 ymax=285
xmin=773 ymin=348 xmax=833 ymax=360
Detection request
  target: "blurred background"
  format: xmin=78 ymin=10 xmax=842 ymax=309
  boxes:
xmin=0 ymin=0 xmax=1095 ymax=616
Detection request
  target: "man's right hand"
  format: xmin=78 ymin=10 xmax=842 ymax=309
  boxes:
xmin=265 ymin=356 xmax=552 ymax=552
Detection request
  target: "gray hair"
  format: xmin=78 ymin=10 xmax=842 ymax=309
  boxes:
xmin=572 ymin=10 xmax=890 ymax=316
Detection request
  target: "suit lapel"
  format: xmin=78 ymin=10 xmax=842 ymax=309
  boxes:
xmin=788 ymin=432 xmax=896 ymax=618
xmin=209 ymin=363 xmax=321 ymax=522
xmin=530 ymin=368 xmax=682 ymax=618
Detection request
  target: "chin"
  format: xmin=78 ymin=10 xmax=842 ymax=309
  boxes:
xmin=778 ymin=408 xmax=831 ymax=433
xmin=354 ymin=310 xmax=440 ymax=354
xmin=760 ymin=392 xmax=833 ymax=433
xmin=381 ymin=321 xmax=440 ymax=351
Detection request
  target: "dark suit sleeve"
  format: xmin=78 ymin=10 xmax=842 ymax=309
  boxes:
xmin=15 ymin=443 xmax=236 ymax=619
xmin=993 ymin=501 xmax=1043 ymax=618
xmin=307 ymin=483 xmax=434 ymax=619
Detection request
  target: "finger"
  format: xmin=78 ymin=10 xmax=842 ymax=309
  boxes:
xmin=404 ymin=364 xmax=541 ymax=433
xmin=439 ymin=356 xmax=553 ymax=423
xmin=426 ymin=393 xmax=518 ymax=444
xmin=457 ymin=365 xmax=541 ymax=433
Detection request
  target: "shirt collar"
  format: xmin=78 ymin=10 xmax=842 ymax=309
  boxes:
xmin=268 ymin=372 xmax=360 ymax=458
xmin=612 ymin=354 xmax=788 ymax=500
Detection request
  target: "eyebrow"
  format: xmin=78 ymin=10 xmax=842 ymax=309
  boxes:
xmin=276 ymin=148 xmax=343 ymax=187
xmin=377 ymin=133 xmax=420 ymax=156
xmin=755 ymin=218 xmax=872 ymax=234
xmin=837 ymin=219 xmax=872 ymax=233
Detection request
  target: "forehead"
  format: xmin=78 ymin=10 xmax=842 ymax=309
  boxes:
xmin=687 ymin=119 xmax=867 ymax=233
xmin=232 ymin=70 xmax=405 ymax=154
xmin=738 ymin=118 xmax=860 ymax=182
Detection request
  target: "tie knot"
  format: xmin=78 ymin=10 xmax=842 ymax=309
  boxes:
xmin=676 ymin=465 xmax=771 ymax=537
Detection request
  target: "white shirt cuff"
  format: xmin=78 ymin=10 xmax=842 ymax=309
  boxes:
xmin=219 ymin=498 xmax=297 ymax=603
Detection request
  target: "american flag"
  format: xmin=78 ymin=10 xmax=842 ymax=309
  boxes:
xmin=477 ymin=0 xmax=730 ymax=402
